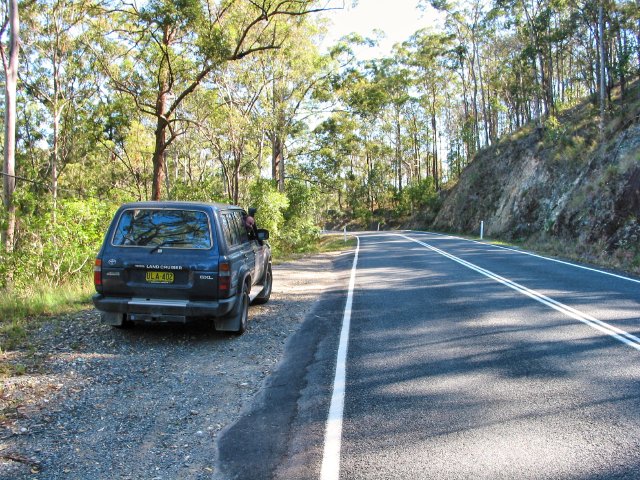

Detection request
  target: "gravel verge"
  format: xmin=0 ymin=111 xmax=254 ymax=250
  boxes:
xmin=0 ymin=252 xmax=342 ymax=479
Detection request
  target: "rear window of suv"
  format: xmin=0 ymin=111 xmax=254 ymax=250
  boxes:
xmin=111 ymin=208 xmax=213 ymax=249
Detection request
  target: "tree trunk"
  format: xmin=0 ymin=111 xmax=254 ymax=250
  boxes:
xmin=458 ymin=54 xmax=473 ymax=161
xmin=469 ymin=41 xmax=481 ymax=152
xmin=598 ymin=3 xmax=606 ymax=139
xmin=368 ymin=158 xmax=374 ymax=213
xmin=152 ymin=115 xmax=168 ymax=201
xmin=233 ymin=155 xmax=240 ymax=205
xmin=257 ymin=131 xmax=264 ymax=173
xmin=617 ymin=29 xmax=626 ymax=98
xmin=2 ymin=0 xmax=19 ymax=254
xmin=278 ymin=141 xmax=285 ymax=193
xmin=542 ymin=20 xmax=555 ymax=116
xmin=51 ymin=37 xmax=62 ymax=220
xmin=474 ymin=39 xmax=490 ymax=146
xmin=271 ymin=133 xmax=285 ymax=192
xmin=151 ymin=25 xmax=174 ymax=201
xmin=51 ymin=108 xmax=61 ymax=222
xmin=521 ymin=1 xmax=543 ymax=129
xmin=412 ymin=116 xmax=420 ymax=181
xmin=636 ymin=0 xmax=640 ymax=80
xmin=395 ymin=106 xmax=402 ymax=194
xmin=431 ymin=111 xmax=438 ymax=190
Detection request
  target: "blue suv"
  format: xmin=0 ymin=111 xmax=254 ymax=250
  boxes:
xmin=92 ymin=201 xmax=272 ymax=334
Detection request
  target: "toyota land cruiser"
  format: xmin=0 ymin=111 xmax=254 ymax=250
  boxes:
xmin=92 ymin=201 xmax=272 ymax=334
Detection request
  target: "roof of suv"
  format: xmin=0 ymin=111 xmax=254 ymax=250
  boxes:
xmin=117 ymin=201 xmax=244 ymax=212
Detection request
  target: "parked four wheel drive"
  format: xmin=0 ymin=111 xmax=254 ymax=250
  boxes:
xmin=92 ymin=201 xmax=272 ymax=334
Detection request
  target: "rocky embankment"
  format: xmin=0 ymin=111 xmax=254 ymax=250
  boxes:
xmin=433 ymin=83 xmax=640 ymax=272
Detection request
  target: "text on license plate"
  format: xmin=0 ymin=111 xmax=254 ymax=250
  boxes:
xmin=145 ymin=271 xmax=175 ymax=283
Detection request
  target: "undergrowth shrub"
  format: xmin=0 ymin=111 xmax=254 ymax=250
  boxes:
xmin=0 ymin=196 xmax=117 ymax=293
xmin=279 ymin=180 xmax=321 ymax=252
xmin=248 ymin=180 xmax=289 ymax=255
xmin=248 ymin=179 xmax=322 ymax=255
xmin=394 ymin=178 xmax=440 ymax=217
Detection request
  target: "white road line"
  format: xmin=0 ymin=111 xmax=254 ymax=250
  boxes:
xmin=320 ymin=236 xmax=360 ymax=480
xmin=398 ymin=233 xmax=640 ymax=352
xmin=410 ymin=230 xmax=640 ymax=285
xmin=488 ymin=243 xmax=640 ymax=284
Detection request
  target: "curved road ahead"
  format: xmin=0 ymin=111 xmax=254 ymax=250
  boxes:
xmin=216 ymin=231 xmax=640 ymax=480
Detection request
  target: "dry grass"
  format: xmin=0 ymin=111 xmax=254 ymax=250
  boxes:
xmin=0 ymin=283 xmax=95 ymax=354
xmin=275 ymin=234 xmax=357 ymax=264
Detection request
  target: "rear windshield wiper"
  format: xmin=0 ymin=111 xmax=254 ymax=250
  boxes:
xmin=149 ymin=240 xmax=188 ymax=254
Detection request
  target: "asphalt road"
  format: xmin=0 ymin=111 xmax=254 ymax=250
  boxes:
xmin=216 ymin=231 xmax=640 ymax=480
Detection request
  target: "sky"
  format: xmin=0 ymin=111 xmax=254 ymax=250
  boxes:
xmin=320 ymin=0 xmax=444 ymax=58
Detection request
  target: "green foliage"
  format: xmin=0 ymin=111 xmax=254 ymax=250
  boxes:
xmin=248 ymin=180 xmax=289 ymax=254
xmin=141 ymin=0 xmax=204 ymax=27
xmin=280 ymin=180 xmax=321 ymax=252
xmin=395 ymin=178 xmax=440 ymax=217
xmin=170 ymin=177 xmax=227 ymax=203
xmin=543 ymin=115 xmax=568 ymax=145
xmin=247 ymin=179 xmax=323 ymax=255
xmin=0 ymin=196 xmax=117 ymax=292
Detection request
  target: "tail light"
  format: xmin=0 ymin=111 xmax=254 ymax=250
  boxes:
xmin=94 ymin=258 xmax=102 ymax=287
xmin=218 ymin=261 xmax=231 ymax=298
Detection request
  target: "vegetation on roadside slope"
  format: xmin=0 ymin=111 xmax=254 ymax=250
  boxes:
xmin=432 ymin=80 xmax=640 ymax=274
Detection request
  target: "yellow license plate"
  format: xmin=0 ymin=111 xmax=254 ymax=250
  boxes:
xmin=145 ymin=271 xmax=175 ymax=283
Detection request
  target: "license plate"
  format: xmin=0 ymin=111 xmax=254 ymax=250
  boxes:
xmin=145 ymin=271 xmax=175 ymax=284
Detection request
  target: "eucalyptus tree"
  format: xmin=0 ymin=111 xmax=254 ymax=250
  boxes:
xmin=311 ymin=113 xmax=360 ymax=210
xmin=367 ymin=54 xmax=412 ymax=193
xmin=403 ymin=99 xmax=433 ymax=183
xmin=22 ymin=0 xmax=101 ymax=214
xmin=607 ymin=0 xmax=637 ymax=98
xmin=162 ymin=88 xmax=224 ymax=201
xmin=402 ymin=30 xmax=453 ymax=190
xmin=514 ymin=0 xmax=555 ymax=118
xmin=424 ymin=0 xmax=493 ymax=151
xmin=206 ymin=60 xmax=264 ymax=205
xmin=96 ymin=0 xmax=328 ymax=201
xmin=0 ymin=0 xmax=19 ymax=253
xmin=257 ymin=15 xmax=328 ymax=192
xmin=327 ymin=45 xmax=391 ymax=212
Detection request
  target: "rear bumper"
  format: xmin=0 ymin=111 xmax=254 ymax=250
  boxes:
xmin=92 ymin=294 xmax=236 ymax=322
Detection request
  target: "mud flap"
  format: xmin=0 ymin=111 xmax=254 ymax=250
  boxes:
xmin=214 ymin=297 xmax=243 ymax=332
xmin=214 ymin=316 xmax=240 ymax=332
xmin=216 ymin=287 xmax=252 ymax=334
xmin=101 ymin=312 xmax=125 ymax=326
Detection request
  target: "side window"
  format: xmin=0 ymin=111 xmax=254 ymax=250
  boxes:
xmin=221 ymin=213 xmax=238 ymax=247
xmin=233 ymin=211 xmax=249 ymax=243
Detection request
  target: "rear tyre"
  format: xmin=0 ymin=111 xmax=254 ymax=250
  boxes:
xmin=252 ymin=264 xmax=272 ymax=305
xmin=113 ymin=316 xmax=134 ymax=329
xmin=230 ymin=284 xmax=249 ymax=335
